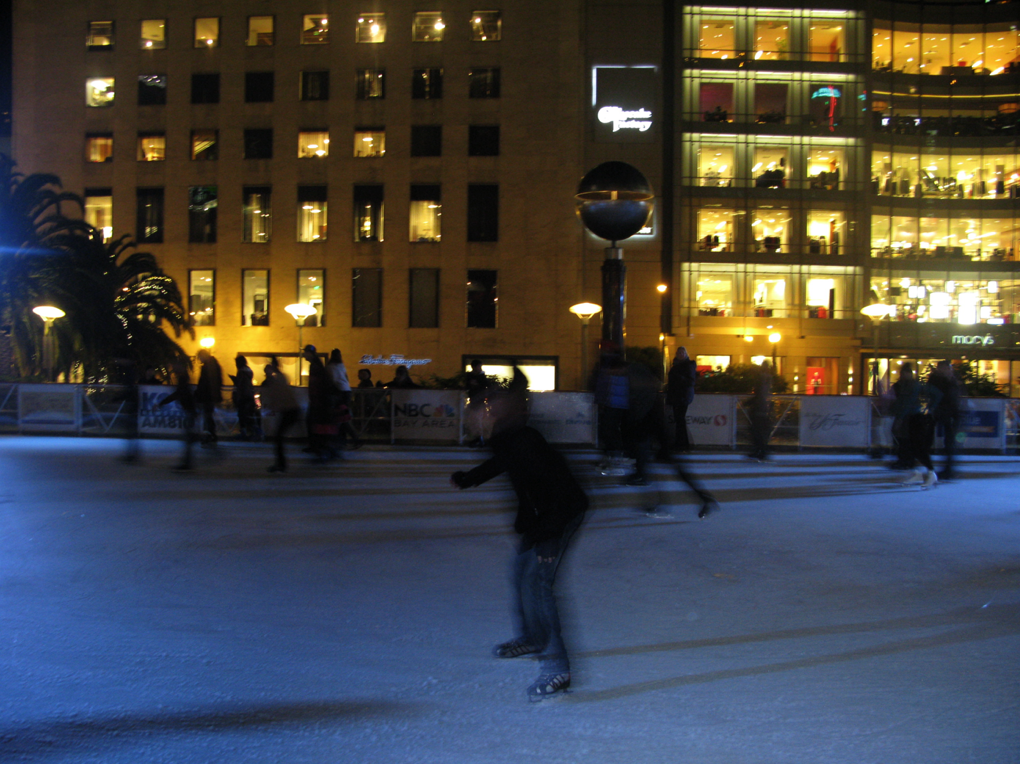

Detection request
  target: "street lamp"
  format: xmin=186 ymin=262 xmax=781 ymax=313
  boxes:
xmin=861 ymin=303 xmax=892 ymax=394
xmin=32 ymin=306 xmax=65 ymax=382
xmin=285 ymin=303 xmax=317 ymax=382
xmin=768 ymin=331 xmax=781 ymax=371
xmin=569 ymin=302 xmax=601 ymax=390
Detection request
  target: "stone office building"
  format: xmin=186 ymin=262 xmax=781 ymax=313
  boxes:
xmin=11 ymin=0 xmax=1020 ymax=392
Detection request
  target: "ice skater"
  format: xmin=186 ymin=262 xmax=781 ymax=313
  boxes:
xmin=451 ymin=370 xmax=588 ymax=702
xmin=890 ymin=362 xmax=941 ymax=489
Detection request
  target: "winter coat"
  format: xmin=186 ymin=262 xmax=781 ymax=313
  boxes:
xmin=666 ymin=358 xmax=697 ymax=406
xmin=928 ymin=373 xmax=961 ymax=422
xmin=452 ymin=426 xmax=588 ymax=550
xmin=195 ymin=357 xmax=223 ymax=405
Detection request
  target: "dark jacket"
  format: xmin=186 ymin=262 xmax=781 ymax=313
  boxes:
xmin=453 ymin=426 xmax=588 ymax=550
xmin=666 ymin=358 xmax=697 ymax=406
xmin=928 ymin=372 xmax=961 ymax=421
xmin=195 ymin=357 xmax=223 ymax=405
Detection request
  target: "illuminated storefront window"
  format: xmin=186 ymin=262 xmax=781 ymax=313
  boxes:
xmin=698 ymin=145 xmax=735 ymax=187
xmin=752 ymin=206 xmax=790 ymax=253
xmin=696 ymin=274 xmax=734 ymax=316
xmin=699 ymin=17 xmax=736 ymax=59
xmin=869 ymin=276 xmax=1018 ymax=324
xmin=696 ymin=208 xmax=736 ymax=251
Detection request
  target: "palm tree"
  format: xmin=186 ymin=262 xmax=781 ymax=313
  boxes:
xmin=55 ymin=232 xmax=193 ymax=382
xmin=0 ymin=154 xmax=86 ymax=377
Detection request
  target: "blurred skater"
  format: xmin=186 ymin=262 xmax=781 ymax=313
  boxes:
xmin=928 ymin=360 xmax=961 ymax=481
xmin=890 ymin=362 xmax=941 ymax=489
xmin=748 ymin=361 xmax=772 ymax=462
xmin=112 ymin=356 xmax=142 ymax=463
xmin=195 ymin=348 xmax=223 ymax=447
xmin=158 ymin=359 xmax=198 ymax=472
xmin=261 ymin=364 xmax=301 ymax=473
xmin=666 ymin=347 xmax=697 ymax=453
xmin=304 ymin=345 xmax=338 ymax=462
xmin=451 ymin=370 xmax=588 ymax=702
xmin=327 ymin=348 xmax=360 ymax=450
xmin=231 ymin=354 xmax=259 ymax=441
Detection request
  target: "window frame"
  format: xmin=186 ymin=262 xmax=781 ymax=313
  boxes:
xmin=137 ymin=132 xmax=166 ymax=162
xmin=410 ymin=125 xmax=442 ymax=157
xmin=356 ymin=68 xmax=386 ymax=99
xmin=193 ymin=17 xmax=220 ymax=48
xmin=191 ymin=129 xmax=218 ymax=161
xmin=87 ymin=21 xmax=114 ymax=50
xmin=468 ymin=67 xmax=500 ymax=99
xmin=466 ymin=269 xmax=498 ymax=328
xmin=301 ymin=70 xmax=330 ymax=101
xmin=136 ymin=187 xmax=165 ymax=244
xmin=244 ymin=72 xmax=275 ymax=103
xmin=247 ymin=15 xmax=275 ymax=46
xmin=85 ymin=134 xmax=114 ymax=163
xmin=409 ymin=268 xmax=440 ymax=328
xmin=242 ymin=269 xmax=270 ymax=326
xmin=189 ymin=269 xmax=216 ymax=326
xmin=243 ymin=129 xmax=274 ymax=160
xmin=188 ymin=186 xmax=218 ymax=244
xmin=352 ymin=268 xmax=383 ymax=328
xmin=242 ymin=186 xmax=272 ymax=244
xmin=137 ymin=74 xmax=167 ymax=106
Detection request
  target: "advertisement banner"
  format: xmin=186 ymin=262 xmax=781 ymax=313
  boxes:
xmin=528 ymin=393 xmax=597 ymax=444
xmin=799 ymin=396 xmax=871 ymax=448
xmin=18 ymin=384 xmax=80 ymax=432
xmin=137 ymin=385 xmax=190 ymax=436
xmin=685 ymin=395 xmax=736 ymax=447
xmin=952 ymin=398 xmax=1005 ymax=451
xmin=392 ymin=390 xmax=462 ymax=442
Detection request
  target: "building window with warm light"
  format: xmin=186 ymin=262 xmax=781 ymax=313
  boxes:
xmin=413 ymin=12 xmax=445 ymax=42
xmin=188 ymin=186 xmax=218 ymax=244
xmin=297 ymin=186 xmax=328 ymax=242
xmin=805 ymin=273 xmax=846 ymax=319
xmin=352 ymin=268 xmax=383 ymax=327
xmin=244 ymin=129 xmax=273 ymax=160
xmin=467 ymin=270 xmax=497 ymax=328
xmin=357 ymin=14 xmax=386 ymax=43
xmin=87 ymin=21 xmax=114 ymax=50
xmin=298 ymin=270 xmax=325 ymax=325
xmin=136 ymin=187 xmax=164 ymax=244
xmin=697 ymin=145 xmax=734 ymax=187
xmin=191 ymin=73 xmax=220 ymax=104
xmin=468 ymin=125 xmax=499 ymax=156
xmin=140 ymin=20 xmax=165 ymax=49
xmin=410 ymin=125 xmax=440 ymax=157
xmin=191 ymin=130 xmax=218 ymax=160
xmin=354 ymin=129 xmax=384 ymax=158
xmin=470 ymin=11 xmax=501 ymax=41
xmin=807 ymin=147 xmax=843 ymax=190
xmin=242 ymin=270 xmax=269 ymax=326
xmin=699 ymin=82 xmax=733 ymax=122
xmin=754 ymin=82 xmax=787 ymax=125
xmin=806 ymin=211 xmax=845 ymax=255
xmin=189 ymin=270 xmax=215 ymax=326
xmin=699 ymin=17 xmax=735 ymax=59
xmin=137 ymin=75 xmax=166 ymax=106
xmin=752 ymin=206 xmax=790 ymax=253
xmin=354 ymin=185 xmax=384 ymax=242
xmin=356 ymin=69 xmax=385 ymax=99
xmin=194 ymin=18 xmax=219 ymax=48
xmin=412 ymin=68 xmax=443 ymax=99
xmin=468 ymin=68 xmax=500 ymax=98
xmin=298 ymin=130 xmax=330 ymax=158
xmin=86 ymin=78 xmax=115 ymax=107
xmin=137 ymin=133 xmax=165 ymax=161
xmin=410 ymin=186 xmax=441 ymax=242
xmin=243 ymin=186 xmax=272 ymax=243
xmin=810 ymin=20 xmax=845 ymax=63
xmin=695 ymin=273 xmax=734 ymax=316
xmin=84 ymin=190 xmax=113 ymax=243
xmin=86 ymin=134 xmax=113 ymax=163
xmin=410 ymin=268 xmax=440 ymax=328
xmin=753 ymin=18 xmax=789 ymax=61
xmin=302 ymin=15 xmax=329 ymax=44
xmin=245 ymin=72 xmax=274 ymax=103
xmin=752 ymin=273 xmax=789 ymax=317
xmin=696 ymin=208 xmax=736 ymax=252
xmin=301 ymin=71 xmax=329 ymax=101
xmin=247 ymin=16 xmax=274 ymax=46
xmin=753 ymin=147 xmax=788 ymax=188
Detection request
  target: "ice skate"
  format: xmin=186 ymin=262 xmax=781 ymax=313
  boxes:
xmin=900 ymin=468 xmax=924 ymax=487
xmin=922 ymin=470 xmax=938 ymax=490
xmin=527 ymin=672 xmax=571 ymax=702
xmin=493 ymin=637 xmax=540 ymax=659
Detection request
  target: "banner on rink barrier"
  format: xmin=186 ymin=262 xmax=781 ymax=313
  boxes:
xmin=685 ymin=396 xmax=736 ymax=447
xmin=392 ymin=390 xmax=463 ymax=442
xmin=799 ymin=396 xmax=871 ymax=448
xmin=18 ymin=384 xmax=79 ymax=432
xmin=528 ymin=393 xmax=597 ymax=444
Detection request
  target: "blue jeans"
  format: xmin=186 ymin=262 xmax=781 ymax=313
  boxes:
xmin=511 ymin=513 xmax=583 ymax=674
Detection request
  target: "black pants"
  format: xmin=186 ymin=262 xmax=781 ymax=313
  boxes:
xmin=274 ymin=408 xmax=301 ymax=470
xmin=903 ymin=413 xmax=935 ymax=471
xmin=671 ymin=403 xmax=691 ymax=451
xmin=937 ymin=415 xmax=959 ymax=476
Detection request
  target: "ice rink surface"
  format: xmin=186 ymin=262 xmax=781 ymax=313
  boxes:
xmin=0 ymin=436 xmax=1018 ymax=763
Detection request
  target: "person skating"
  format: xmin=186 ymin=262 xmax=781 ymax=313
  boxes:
xmin=890 ymin=362 xmax=942 ymax=489
xmin=450 ymin=370 xmax=588 ymax=702
xmin=748 ymin=361 xmax=772 ymax=461
xmin=195 ymin=348 xmax=223 ymax=447
xmin=666 ymin=348 xmax=697 ymax=453
xmin=261 ymin=364 xmax=301 ymax=473
xmin=928 ymin=360 xmax=961 ymax=481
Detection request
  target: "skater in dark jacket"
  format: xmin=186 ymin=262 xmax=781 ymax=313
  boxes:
xmin=451 ymin=370 xmax=588 ymax=702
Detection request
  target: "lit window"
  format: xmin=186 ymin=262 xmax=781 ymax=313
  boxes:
xmin=298 ymin=270 xmax=325 ymax=326
xmin=695 ymin=273 xmax=734 ymax=315
xmin=140 ymin=19 xmax=166 ymax=49
xmin=297 ymin=186 xmax=328 ymax=242
xmin=137 ymin=133 xmax=165 ymax=161
xmin=698 ymin=18 xmax=735 ymax=59
xmin=410 ymin=185 xmax=441 ymax=242
xmin=752 ymin=205 xmax=791 ymax=253
xmin=357 ymin=14 xmax=386 ymax=43
xmin=753 ymin=19 xmax=789 ymax=61
xmin=87 ymin=21 xmax=114 ymax=49
xmin=302 ymin=15 xmax=329 ymax=45
xmin=242 ymin=270 xmax=269 ymax=326
xmin=194 ymin=17 xmax=220 ymax=48
xmin=354 ymin=186 xmax=384 ymax=242
xmin=188 ymin=186 xmax=218 ymax=244
xmin=413 ymin=12 xmax=445 ymax=42
xmin=189 ymin=270 xmax=215 ymax=326
xmin=191 ymin=130 xmax=218 ymax=161
xmin=354 ymin=129 xmax=385 ymax=158
xmin=86 ymin=78 xmax=115 ymax=107
xmin=247 ymin=16 xmax=274 ymax=46
xmin=84 ymin=190 xmax=113 ymax=243
xmin=810 ymin=21 xmax=846 ymax=63
xmin=86 ymin=135 xmax=113 ymax=163
xmin=470 ymin=11 xmax=501 ymax=41
xmin=806 ymin=212 xmax=845 ymax=255
xmin=243 ymin=187 xmax=272 ymax=244
xmin=299 ymin=130 xmax=330 ymax=159
xmin=697 ymin=145 xmax=734 ymax=187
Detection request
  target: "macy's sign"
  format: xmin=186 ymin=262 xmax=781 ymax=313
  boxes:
xmin=951 ymin=334 xmax=994 ymax=346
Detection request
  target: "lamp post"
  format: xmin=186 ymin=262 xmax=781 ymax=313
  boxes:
xmin=861 ymin=303 xmax=892 ymax=394
xmin=32 ymin=306 xmax=65 ymax=382
xmin=569 ymin=302 xmax=601 ymax=390
xmin=575 ymin=162 xmax=655 ymax=351
xmin=284 ymin=303 xmax=317 ymax=382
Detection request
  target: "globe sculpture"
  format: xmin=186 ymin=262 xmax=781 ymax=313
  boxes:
xmin=575 ymin=162 xmax=655 ymax=349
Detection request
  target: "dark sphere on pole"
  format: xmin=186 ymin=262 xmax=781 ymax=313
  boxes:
xmin=576 ymin=161 xmax=654 ymax=244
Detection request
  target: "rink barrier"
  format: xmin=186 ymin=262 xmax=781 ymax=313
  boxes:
xmin=0 ymin=383 xmax=1016 ymax=453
